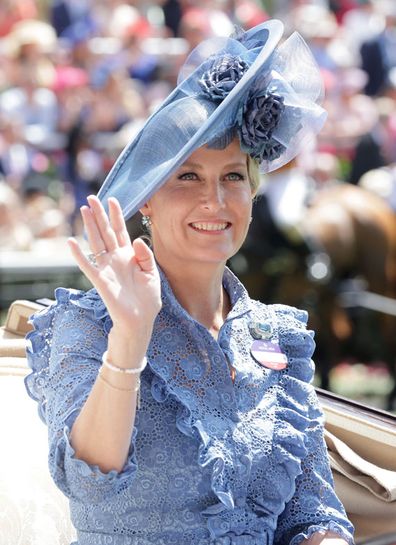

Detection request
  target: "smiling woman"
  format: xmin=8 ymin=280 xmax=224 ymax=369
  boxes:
xmin=24 ymin=19 xmax=354 ymax=545
xmin=140 ymin=140 xmax=253 ymax=276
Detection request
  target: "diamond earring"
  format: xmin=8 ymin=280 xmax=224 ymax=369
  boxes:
xmin=141 ymin=215 xmax=152 ymax=228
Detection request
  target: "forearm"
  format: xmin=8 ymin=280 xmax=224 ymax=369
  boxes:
xmin=70 ymin=327 xmax=150 ymax=473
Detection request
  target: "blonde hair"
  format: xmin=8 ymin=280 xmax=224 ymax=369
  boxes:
xmin=247 ymin=155 xmax=260 ymax=196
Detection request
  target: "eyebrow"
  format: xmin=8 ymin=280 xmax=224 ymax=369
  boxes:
xmin=179 ymin=161 xmax=247 ymax=170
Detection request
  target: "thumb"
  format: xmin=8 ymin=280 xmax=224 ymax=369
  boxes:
xmin=133 ymin=238 xmax=156 ymax=273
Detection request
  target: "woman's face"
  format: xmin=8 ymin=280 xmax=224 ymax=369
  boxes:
xmin=141 ymin=139 xmax=253 ymax=268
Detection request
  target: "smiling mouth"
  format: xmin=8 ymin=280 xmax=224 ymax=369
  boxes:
xmin=190 ymin=222 xmax=231 ymax=232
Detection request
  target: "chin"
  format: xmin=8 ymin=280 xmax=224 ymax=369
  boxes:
xmin=188 ymin=248 xmax=236 ymax=265
xmin=156 ymin=241 xmax=241 ymax=268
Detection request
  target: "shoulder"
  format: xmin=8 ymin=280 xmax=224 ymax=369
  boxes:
xmin=25 ymin=287 xmax=110 ymax=423
xmin=47 ymin=286 xmax=108 ymax=319
xmin=26 ymin=286 xmax=112 ymax=347
xmin=248 ymin=298 xmax=315 ymax=383
xmin=53 ymin=286 xmax=106 ymax=312
xmin=249 ymin=298 xmax=310 ymax=330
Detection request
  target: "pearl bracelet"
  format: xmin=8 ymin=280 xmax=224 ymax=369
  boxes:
xmin=101 ymin=350 xmax=147 ymax=374
xmin=98 ymin=367 xmax=140 ymax=392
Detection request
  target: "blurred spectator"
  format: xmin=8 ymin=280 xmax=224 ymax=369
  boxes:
xmin=320 ymin=65 xmax=378 ymax=161
xmin=162 ymin=0 xmax=183 ymax=36
xmin=105 ymin=3 xmax=151 ymax=40
xmin=288 ymin=4 xmax=340 ymax=71
xmin=0 ymin=0 xmax=38 ymax=38
xmin=179 ymin=8 xmax=212 ymax=50
xmin=122 ymin=19 xmax=162 ymax=86
xmin=308 ymin=152 xmax=343 ymax=190
xmin=0 ymin=67 xmax=58 ymax=146
xmin=3 ymin=19 xmax=57 ymax=88
xmin=50 ymin=0 xmax=94 ymax=39
xmin=348 ymin=96 xmax=396 ymax=183
xmin=383 ymin=79 xmax=396 ymax=160
xmin=341 ymin=0 xmax=384 ymax=58
xmin=259 ymin=159 xmax=316 ymax=245
xmin=234 ymin=0 xmax=269 ymax=29
xmin=21 ymin=169 xmax=74 ymax=237
xmin=0 ymin=116 xmax=41 ymax=188
xmin=62 ymin=22 xmax=96 ymax=71
xmin=24 ymin=193 xmax=70 ymax=239
xmin=87 ymin=69 xmax=145 ymax=133
xmin=359 ymin=164 xmax=396 ymax=211
xmin=51 ymin=65 xmax=90 ymax=133
xmin=0 ymin=180 xmax=32 ymax=249
xmin=329 ymin=0 xmax=358 ymax=23
xmin=63 ymin=119 xmax=102 ymax=218
xmin=179 ymin=4 xmax=235 ymax=51
xmin=360 ymin=0 xmax=396 ymax=96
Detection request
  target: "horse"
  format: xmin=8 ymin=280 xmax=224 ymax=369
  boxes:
xmin=234 ymin=183 xmax=396 ymax=409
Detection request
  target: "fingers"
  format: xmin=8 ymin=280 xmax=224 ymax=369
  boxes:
xmin=80 ymin=205 xmax=105 ymax=256
xmin=108 ymin=197 xmax=131 ymax=248
xmin=67 ymin=237 xmax=99 ymax=282
xmin=75 ymin=195 xmax=132 ymax=280
xmin=85 ymin=195 xmax=118 ymax=253
xmin=133 ymin=238 xmax=156 ymax=273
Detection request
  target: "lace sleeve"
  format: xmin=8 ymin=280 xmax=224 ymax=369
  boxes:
xmin=24 ymin=287 xmax=139 ymax=504
xmin=274 ymin=388 xmax=355 ymax=545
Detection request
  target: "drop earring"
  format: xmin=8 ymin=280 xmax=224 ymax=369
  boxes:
xmin=141 ymin=215 xmax=152 ymax=228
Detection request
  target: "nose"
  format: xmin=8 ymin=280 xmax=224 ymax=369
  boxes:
xmin=201 ymin=180 xmax=225 ymax=210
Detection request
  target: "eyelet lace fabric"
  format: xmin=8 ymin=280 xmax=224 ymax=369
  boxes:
xmin=25 ymin=267 xmax=354 ymax=545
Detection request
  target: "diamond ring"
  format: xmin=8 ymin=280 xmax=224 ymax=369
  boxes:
xmin=87 ymin=249 xmax=107 ymax=265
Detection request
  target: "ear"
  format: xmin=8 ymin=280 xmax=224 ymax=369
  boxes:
xmin=139 ymin=201 xmax=151 ymax=216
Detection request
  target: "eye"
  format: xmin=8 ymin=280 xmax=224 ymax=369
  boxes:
xmin=178 ymin=172 xmax=198 ymax=181
xmin=225 ymin=172 xmax=246 ymax=181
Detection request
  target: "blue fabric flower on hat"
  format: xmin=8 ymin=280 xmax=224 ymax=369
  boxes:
xmin=200 ymin=54 xmax=249 ymax=101
xmin=200 ymin=48 xmax=287 ymax=162
xmin=238 ymin=91 xmax=286 ymax=162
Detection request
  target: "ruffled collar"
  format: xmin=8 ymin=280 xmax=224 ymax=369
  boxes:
xmin=157 ymin=264 xmax=252 ymax=324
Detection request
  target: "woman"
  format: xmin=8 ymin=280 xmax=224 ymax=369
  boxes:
xmin=25 ymin=20 xmax=354 ymax=545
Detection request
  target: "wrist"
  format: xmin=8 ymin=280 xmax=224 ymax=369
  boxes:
xmin=106 ymin=327 xmax=151 ymax=370
xmin=110 ymin=319 xmax=154 ymax=344
xmin=97 ymin=350 xmax=144 ymax=407
xmin=102 ymin=350 xmax=147 ymax=374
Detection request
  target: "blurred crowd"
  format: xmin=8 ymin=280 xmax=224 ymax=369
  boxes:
xmin=1 ymin=0 xmax=396 ymax=251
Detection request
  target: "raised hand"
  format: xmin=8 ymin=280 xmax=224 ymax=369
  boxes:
xmin=68 ymin=195 xmax=162 ymax=345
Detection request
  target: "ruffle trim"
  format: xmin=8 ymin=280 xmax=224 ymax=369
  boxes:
xmin=148 ymin=306 xmax=317 ymax=542
xmin=24 ymin=287 xmax=140 ymax=503
xmin=289 ymin=520 xmax=355 ymax=545
xmin=60 ymin=426 xmax=138 ymax=503
xmin=24 ymin=287 xmax=112 ymax=423
xmin=54 ymin=286 xmax=112 ymax=327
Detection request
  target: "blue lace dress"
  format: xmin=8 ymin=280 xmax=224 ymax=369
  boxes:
xmin=25 ymin=267 xmax=354 ymax=545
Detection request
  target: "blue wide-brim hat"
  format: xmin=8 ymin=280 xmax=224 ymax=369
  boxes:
xmin=98 ymin=20 xmax=326 ymax=221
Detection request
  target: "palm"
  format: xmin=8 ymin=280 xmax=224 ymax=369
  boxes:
xmin=68 ymin=196 xmax=161 ymax=336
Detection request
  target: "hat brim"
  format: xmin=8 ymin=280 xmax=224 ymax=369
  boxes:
xmin=97 ymin=20 xmax=284 ymax=220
